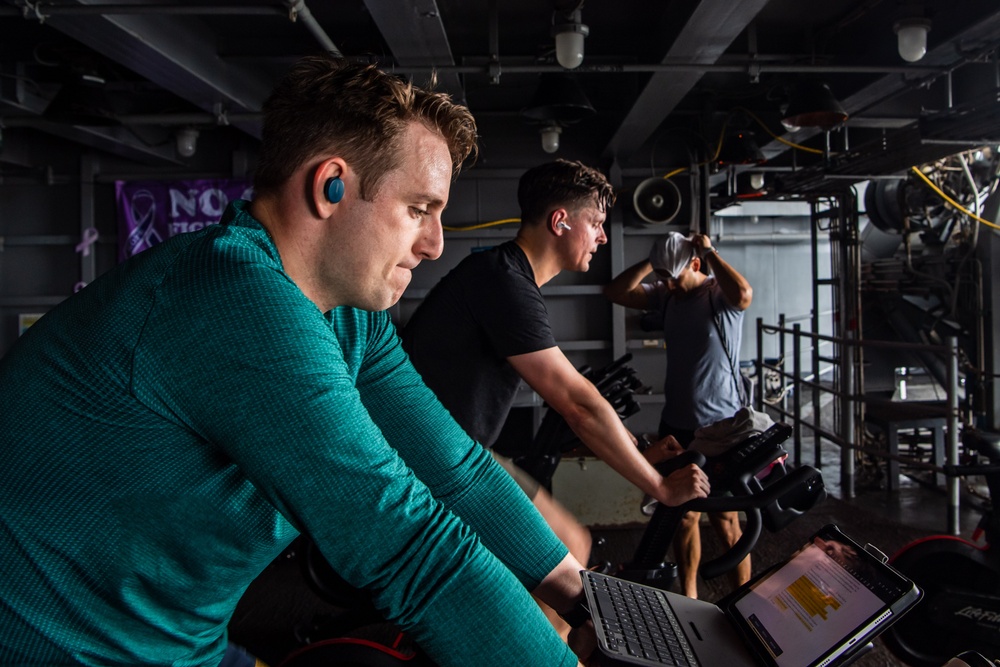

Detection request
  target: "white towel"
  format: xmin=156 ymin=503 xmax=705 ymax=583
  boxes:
xmin=688 ymin=407 xmax=775 ymax=457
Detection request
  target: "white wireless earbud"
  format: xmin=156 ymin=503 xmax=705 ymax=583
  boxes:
xmin=557 ymin=222 xmax=572 ymax=231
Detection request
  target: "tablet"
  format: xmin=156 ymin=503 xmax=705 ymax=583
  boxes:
xmin=721 ymin=524 xmax=923 ymax=667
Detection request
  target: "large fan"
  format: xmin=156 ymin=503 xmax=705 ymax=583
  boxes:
xmin=632 ymin=176 xmax=682 ymax=225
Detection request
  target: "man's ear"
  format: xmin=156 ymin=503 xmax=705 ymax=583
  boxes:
xmin=549 ymin=208 xmax=570 ymax=235
xmin=690 ymin=256 xmax=702 ymax=274
xmin=310 ymin=157 xmax=349 ymax=218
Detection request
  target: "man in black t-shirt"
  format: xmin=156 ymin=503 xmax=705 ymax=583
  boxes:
xmin=402 ymin=160 xmax=710 ymax=635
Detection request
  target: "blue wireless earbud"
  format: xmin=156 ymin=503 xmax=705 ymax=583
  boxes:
xmin=324 ymin=177 xmax=345 ymax=204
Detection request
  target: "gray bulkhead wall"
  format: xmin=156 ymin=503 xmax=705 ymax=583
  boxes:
xmin=0 ymin=168 xmax=825 ymax=447
xmin=0 ymin=174 xmax=119 ymax=357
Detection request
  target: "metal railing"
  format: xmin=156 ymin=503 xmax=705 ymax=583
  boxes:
xmin=755 ymin=318 xmax=963 ymax=534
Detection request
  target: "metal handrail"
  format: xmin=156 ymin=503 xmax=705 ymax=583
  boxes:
xmin=756 ymin=317 xmax=963 ymax=534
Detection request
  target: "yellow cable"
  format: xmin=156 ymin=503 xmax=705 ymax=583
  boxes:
xmin=709 ymin=114 xmax=731 ymax=164
xmin=443 ymin=217 xmax=520 ymax=232
xmin=695 ymin=106 xmax=824 ymax=172
xmin=735 ymin=107 xmax=825 ymax=155
xmin=909 ymin=166 xmax=1000 ymax=231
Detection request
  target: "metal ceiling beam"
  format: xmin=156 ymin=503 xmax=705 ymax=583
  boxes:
xmin=1 ymin=2 xmax=345 ymax=165
xmin=0 ymin=4 xmax=286 ymax=17
xmin=602 ymin=0 xmax=770 ymax=164
xmin=363 ymin=0 xmax=464 ymax=103
xmin=29 ymin=0 xmax=273 ymax=138
xmin=3 ymin=121 xmax=179 ymax=165
xmin=388 ymin=61 xmax=942 ymax=76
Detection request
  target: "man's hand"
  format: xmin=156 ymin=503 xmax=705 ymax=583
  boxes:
xmin=655 ymin=463 xmax=710 ymax=506
xmin=640 ymin=434 xmax=683 ymax=465
xmin=568 ymin=621 xmax=599 ymax=667
xmin=690 ymin=233 xmax=713 ymax=255
xmin=690 ymin=232 xmax=753 ymax=310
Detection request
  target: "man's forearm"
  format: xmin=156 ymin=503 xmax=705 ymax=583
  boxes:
xmin=559 ymin=390 xmax=708 ymax=507
xmin=695 ymin=237 xmax=752 ymax=310
xmin=603 ymin=259 xmax=654 ymax=307
xmin=533 ymin=554 xmax=593 ymax=667
xmin=563 ymin=395 xmax=665 ymax=500
xmin=532 ymin=552 xmax=587 ymax=613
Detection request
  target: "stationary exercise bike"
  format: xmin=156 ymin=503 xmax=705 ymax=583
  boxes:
xmin=282 ymin=432 xmax=826 ymax=667
xmin=883 ymin=427 xmax=1000 ymax=666
xmin=279 ymin=354 xmax=647 ymax=666
xmin=282 ymin=357 xmax=826 ymax=666
xmin=613 ymin=421 xmax=827 ymax=591
xmin=512 ymin=353 xmax=827 ymax=590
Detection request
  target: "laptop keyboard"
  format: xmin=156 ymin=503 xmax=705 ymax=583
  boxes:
xmin=584 ymin=571 xmax=699 ymax=666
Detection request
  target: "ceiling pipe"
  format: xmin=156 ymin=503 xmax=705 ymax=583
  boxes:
xmin=389 ymin=62 xmax=945 ymax=76
xmin=119 ymin=113 xmax=261 ymax=126
xmin=1 ymin=113 xmax=262 ymax=128
xmin=285 ymin=0 xmax=343 ymax=58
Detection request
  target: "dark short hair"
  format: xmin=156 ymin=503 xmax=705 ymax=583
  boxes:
xmin=254 ymin=56 xmax=478 ymax=200
xmin=517 ymin=159 xmax=616 ymax=225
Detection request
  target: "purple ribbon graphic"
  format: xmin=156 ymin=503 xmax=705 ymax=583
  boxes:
xmin=115 ymin=179 xmax=253 ymax=262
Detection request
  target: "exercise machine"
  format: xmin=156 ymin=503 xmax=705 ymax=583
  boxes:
xmin=883 ymin=428 xmax=1000 ymax=666
xmin=284 ymin=356 xmax=827 ymax=665
xmin=615 ymin=422 xmax=827 ymax=590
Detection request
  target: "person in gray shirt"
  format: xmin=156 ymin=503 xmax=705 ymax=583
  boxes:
xmin=605 ymin=231 xmax=753 ymax=599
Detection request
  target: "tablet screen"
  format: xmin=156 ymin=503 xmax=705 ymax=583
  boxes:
xmin=726 ymin=526 xmax=915 ymax=667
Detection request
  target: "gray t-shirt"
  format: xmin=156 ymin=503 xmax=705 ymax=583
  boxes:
xmin=647 ymin=277 xmax=744 ymax=430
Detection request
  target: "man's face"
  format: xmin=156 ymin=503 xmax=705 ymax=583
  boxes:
xmin=655 ymin=260 xmax=700 ymax=294
xmin=561 ymin=202 xmax=608 ymax=272
xmin=329 ymin=122 xmax=452 ymax=312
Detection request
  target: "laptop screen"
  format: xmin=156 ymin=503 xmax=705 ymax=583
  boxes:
xmin=725 ymin=525 xmax=919 ymax=667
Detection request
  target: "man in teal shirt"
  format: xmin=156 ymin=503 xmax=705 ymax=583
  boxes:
xmin=0 ymin=56 xmax=588 ymax=667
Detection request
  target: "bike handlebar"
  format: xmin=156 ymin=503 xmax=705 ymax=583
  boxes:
xmin=642 ymin=446 xmax=826 ymax=580
xmin=686 ymin=465 xmax=824 ymax=578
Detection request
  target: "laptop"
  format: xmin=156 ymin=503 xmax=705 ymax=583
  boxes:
xmin=581 ymin=524 xmax=922 ymax=667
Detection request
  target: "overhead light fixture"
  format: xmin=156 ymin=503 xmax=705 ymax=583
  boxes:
xmin=521 ymin=73 xmax=596 ymax=124
xmin=540 ymin=125 xmax=562 ymax=153
xmin=552 ymin=4 xmax=589 ymax=69
xmin=894 ymin=17 xmax=932 ymax=62
xmin=521 ymin=73 xmax=596 ymax=154
xmin=780 ymin=81 xmax=848 ymax=132
xmin=175 ymin=127 xmax=199 ymax=158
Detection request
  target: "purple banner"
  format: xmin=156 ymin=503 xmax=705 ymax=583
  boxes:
xmin=115 ymin=179 xmax=253 ymax=262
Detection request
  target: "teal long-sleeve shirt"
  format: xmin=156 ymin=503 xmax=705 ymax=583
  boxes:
xmin=0 ymin=200 xmax=575 ymax=667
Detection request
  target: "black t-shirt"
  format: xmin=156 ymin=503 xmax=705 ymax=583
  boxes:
xmin=402 ymin=241 xmax=557 ymax=446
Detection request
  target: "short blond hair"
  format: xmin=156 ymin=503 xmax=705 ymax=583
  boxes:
xmin=254 ymin=56 xmax=478 ymax=200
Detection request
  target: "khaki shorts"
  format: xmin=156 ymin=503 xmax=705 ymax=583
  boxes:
xmin=490 ymin=450 xmax=541 ymax=500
